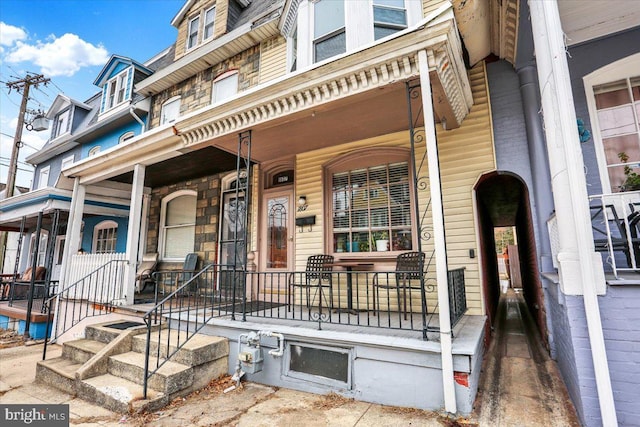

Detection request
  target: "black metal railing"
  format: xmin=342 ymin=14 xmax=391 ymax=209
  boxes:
xmin=2 ymin=280 xmax=59 ymax=312
xmin=42 ymin=259 xmax=127 ymax=359
xmin=448 ymin=268 xmax=467 ymax=327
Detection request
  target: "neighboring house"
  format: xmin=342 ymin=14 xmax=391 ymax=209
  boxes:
xmin=12 ymin=0 xmax=639 ymax=425
xmin=0 ymin=55 xmax=154 ymax=318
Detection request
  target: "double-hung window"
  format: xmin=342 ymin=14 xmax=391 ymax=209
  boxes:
xmin=105 ymin=70 xmax=129 ymax=111
xmin=160 ymin=191 xmax=196 ymax=260
xmin=204 ymin=7 xmax=216 ymax=40
xmin=313 ymin=0 xmax=346 ymax=63
xmin=329 ymin=151 xmax=413 ymax=254
xmin=187 ymin=16 xmax=200 ymax=49
xmin=54 ymin=109 xmax=70 ymax=138
xmin=585 ymin=54 xmax=640 ymax=193
xmin=373 ymin=0 xmax=407 ymax=40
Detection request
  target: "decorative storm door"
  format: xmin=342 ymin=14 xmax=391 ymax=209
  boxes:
xmin=261 ymin=189 xmax=294 ymax=299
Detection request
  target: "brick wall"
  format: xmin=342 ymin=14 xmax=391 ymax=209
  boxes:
xmin=149 ymin=44 xmax=261 ymax=129
xmin=147 ymin=174 xmax=222 ymax=267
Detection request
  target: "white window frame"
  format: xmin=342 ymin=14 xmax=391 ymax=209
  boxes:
xmin=312 ymin=0 xmax=346 ymax=63
xmin=61 ymin=154 xmax=75 ymax=170
xmin=372 ymin=0 xmax=408 ymax=40
xmin=104 ymin=69 xmax=130 ymax=111
xmin=161 ymin=96 xmax=181 ymax=125
xmin=37 ymin=166 xmax=50 ymax=189
xmin=203 ymin=6 xmax=216 ymax=40
xmin=584 ymin=53 xmax=640 ymax=194
xmin=28 ymin=230 xmax=49 ymax=267
xmin=212 ymin=71 xmax=239 ymax=104
xmin=119 ymin=131 xmax=135 ymax=143
xmin=88 ymin=146 xmax=101 ymax=157
xmin=159 ymin=190 xmax=197 ymax=261
xmin=92 ymin=220 xmax=118 ymax=254
xmin=187 ymin=15 xmax=200 ymax=50
xmin=53 ymin=109 xmax=70 ymax=138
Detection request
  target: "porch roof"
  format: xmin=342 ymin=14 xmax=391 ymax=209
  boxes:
xmin=65 ymin=6 xmax=472 ymax=186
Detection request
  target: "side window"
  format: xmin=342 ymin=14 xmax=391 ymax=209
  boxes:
xmin=160 ymin=191 xmax=197 ymax=260
xmin=61 ymin=155 xmax=75 ymax=170
xmin=93 ymin=220 xmax=118 ymax=254
xmin=204 ymin=6 xmax=216 ymax=40
xmin=313 ymin=0 xmax=346 ymax=63
xmin=584 ymin=54 xmax=640 ymax=193
xmin=37 ymin=166 xmax=50 ymax=189
xmin=212 ymin=71 xmax=239 ymax=104
xmin=161 ymin=97 xmax=181 ymax=125
xmin=29 ymin=230 xmax=49 ymax=266
xmin=53 ymin=109 xmax=70 ymax=138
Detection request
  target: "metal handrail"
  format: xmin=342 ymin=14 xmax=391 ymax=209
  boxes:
xmin=142 ymin=263 xmax=232 ymax=398
xmin=42 ymin=259 xmax=128 ymax=360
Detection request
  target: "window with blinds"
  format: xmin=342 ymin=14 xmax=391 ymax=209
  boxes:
xmin=332 ymin=161 xmax=413 ymax=253
xmin=161 ymin=192 xmax=196 ymax=260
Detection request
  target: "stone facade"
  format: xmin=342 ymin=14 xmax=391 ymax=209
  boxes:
xmin=149 ymin=44 xmax=261 ymax=129
xmin=147 ymin=174 xmax=222 ymax=268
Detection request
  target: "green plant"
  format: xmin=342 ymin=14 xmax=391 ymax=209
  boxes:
xmin=618 ymin=152 xmax=640 ymax=191
xmin=374 ymin=230 xmax=389 ymax=241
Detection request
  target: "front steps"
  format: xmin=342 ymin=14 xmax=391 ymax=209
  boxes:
xmin=36 ymin=321 xmax=229 ymax=413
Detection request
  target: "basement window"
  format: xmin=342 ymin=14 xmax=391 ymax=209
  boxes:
xmin=285 ymin=342 xmax=351 ymax=388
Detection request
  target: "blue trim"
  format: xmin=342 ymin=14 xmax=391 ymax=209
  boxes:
xmin=0 ymin=193 xmax=129 ymax=213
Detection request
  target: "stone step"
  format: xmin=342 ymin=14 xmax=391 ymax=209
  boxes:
xmin=85 ymin=320 xmax=148 ymax=344
xmin=62 ymin=338 xmax=108 ymax=364
xmin=132 ymin=331 xmax=228 ymax=367
xmin=79 ymin=373 xmax=167 ymax=413
xmin=36 ymin=357 xmax=82 ymax=395
xmin=108 ymin=351 xmax=193 ymax=395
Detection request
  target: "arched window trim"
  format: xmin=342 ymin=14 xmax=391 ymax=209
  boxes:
xmin=161 ymin=96 xmax=181 ymax=125
xmin=88 ymin=146 xmax=101 ymax=156
xmin=92 ymin=220 xmax=118 ymax=254
xmin=159 ymin=190 xmax=197 ymax=261
xmin=119 ymin=131 xmax=135 ymax=143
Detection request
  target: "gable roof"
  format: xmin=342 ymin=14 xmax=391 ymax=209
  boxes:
xmin=45 ymin=94 xmax=91 ymax=119
xmin=93 ymin=55 xmax=154 ymax=88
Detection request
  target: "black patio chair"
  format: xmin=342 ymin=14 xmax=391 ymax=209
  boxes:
xmin=591 ymin=204 xmax=640 ymax=268
xmin=288 ymin=255 xmax=334 ymax=311
xmin=373 ymin=251 xmax=425 ymax=319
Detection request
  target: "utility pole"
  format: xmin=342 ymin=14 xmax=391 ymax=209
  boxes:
xmin=5 ymin=73 xmax=50 ymax=198
xmin=1 ymin=73 xmax=50 ymax=273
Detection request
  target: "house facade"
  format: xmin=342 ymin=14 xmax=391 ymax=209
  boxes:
xmin=3 ymin=0 xmax=639 ymax=424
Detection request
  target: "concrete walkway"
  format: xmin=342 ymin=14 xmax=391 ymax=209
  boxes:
xmin=1 ymin=342 xmax=460 ymax=426
xmin=475 ymin=289 xmax=580 ymax=426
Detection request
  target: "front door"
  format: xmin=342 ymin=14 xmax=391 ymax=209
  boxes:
xmin=260 ymin=188 xmax=294 ymax=300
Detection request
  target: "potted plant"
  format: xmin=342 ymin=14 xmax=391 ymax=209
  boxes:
xmin=618 ymin=152 xmax=640 ymax=191
xmin=374 ymin=231 xmax=389 ymax=252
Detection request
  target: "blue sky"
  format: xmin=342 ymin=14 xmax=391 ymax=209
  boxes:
xmin=0 ymin=0 xmax=184 ymax=188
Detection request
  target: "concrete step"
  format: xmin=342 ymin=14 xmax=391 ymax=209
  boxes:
xmin=131 ymin=331 xmax=228 ymax=367
xmin=62 ymin=338 xmax=108 ymax=364
xmin=108 ymin=351 xmax=193 ymax=395
xmin=79 ymin=373 xmax=167 ymax=413
xmin=85 ymin=320 xmax=148 ymax=344
xmin=36 ymin=357 xmax=82 ymax=395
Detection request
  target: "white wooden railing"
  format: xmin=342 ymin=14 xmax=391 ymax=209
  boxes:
xmin=65 ymin=253 xmax=127 ymax=303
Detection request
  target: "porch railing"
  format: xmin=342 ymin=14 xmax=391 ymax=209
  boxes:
xmin=141 ymin=262 xmax=467 ymax=397
xmin=588 ymin=191 xmax=640 ymax=277
xmin=42 ymin=258 xmax=128 ymax=359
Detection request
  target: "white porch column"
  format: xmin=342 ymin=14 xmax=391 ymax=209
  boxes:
xmin=528 ymin=1 xmax=616 ymax=425
xmin=59 ymin=177 xmax=86 ymax=286
xmin=417 ymin=49 xmax=456 ymax=414
xmin=124 ymin=164 xmax=146 ymax=305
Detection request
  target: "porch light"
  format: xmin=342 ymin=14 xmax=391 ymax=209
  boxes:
xmin=297 ymin=196 xmax=308 ymax=211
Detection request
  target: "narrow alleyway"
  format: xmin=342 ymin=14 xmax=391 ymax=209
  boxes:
xmin=474 ymin=289 xmax=581 ymax=426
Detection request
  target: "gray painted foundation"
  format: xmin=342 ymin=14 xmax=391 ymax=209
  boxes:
xmin=177 ymin=316 xmax=485 ymax=415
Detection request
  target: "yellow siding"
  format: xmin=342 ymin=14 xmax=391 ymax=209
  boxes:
xmin=293 ymin=62 xmax=494 ymax=315
xmin=422 ymin=0 xmax=450 ymax=16
xmin=259 ymin=37 xmax=288 ymax=84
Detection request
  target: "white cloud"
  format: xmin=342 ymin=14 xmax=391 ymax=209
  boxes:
xmin=0 ymin=22 xmax=27 ymax=46
xmin=5 ymin=33 xmax=109 ymax=77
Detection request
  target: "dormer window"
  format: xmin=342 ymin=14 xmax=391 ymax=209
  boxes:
xmin=187 ymin=16 xmax=200 ymax=49
xmin=313 ymin=0 xmax=346 ymax=63
xmin=53 ymin=109 xmax=70 ymax=138
xmin=373 ymin=0 xmax=407 ymax=40
xmin=204 ymin=7 xmax=216 ymax=40
xmin=104 ymin=69 xmax=130 ymax=111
